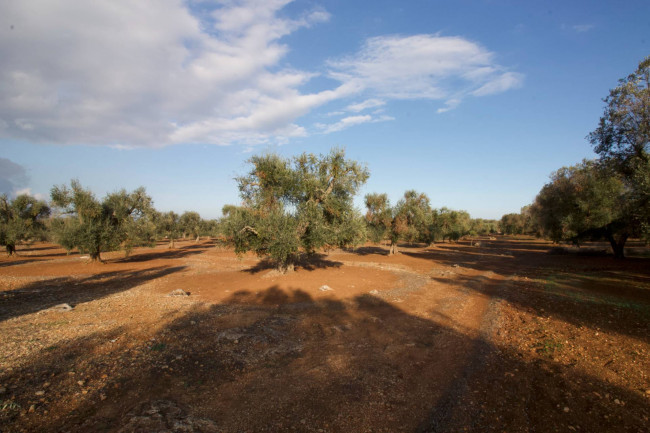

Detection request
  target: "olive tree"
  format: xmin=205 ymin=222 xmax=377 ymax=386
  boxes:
xmin=51 ymin=180 xmax=154 ymax=261
xmin=588 ymin=56 xmax=650 ymax=241
xmin=179 ymin=211 xmax=202 ymax=241
xmin=531 ymin=160 xmax=633 ymax=258
xmin=434 ymin=208 xmax=471 ymax=242
xmin=365 ymin=190 xmax=435 ymax=255
xmin=0 ymin=194 xmax=50 ymax=255
xmin=222 ymin=149 xmax=369 ymax=272
xmin=154 ymin=211 xmax=181 ymax=248
xmin=364 ymin=193 xmax=392 ymax=244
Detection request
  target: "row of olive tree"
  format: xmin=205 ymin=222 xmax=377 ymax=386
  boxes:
xmin=0 ymin=180 xmax=217 ymax=260
xmin=364 ymin=190 xmax=496 ymax=255
xmin=510 ymin=56 xmax=649 ymax=258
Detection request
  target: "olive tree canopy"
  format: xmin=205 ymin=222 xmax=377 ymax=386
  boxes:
xmin=222 ymin=149 xmax=369 ymax=271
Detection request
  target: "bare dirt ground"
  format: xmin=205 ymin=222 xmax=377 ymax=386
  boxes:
xmin=0 ymin=237 xmax=648 ymax=432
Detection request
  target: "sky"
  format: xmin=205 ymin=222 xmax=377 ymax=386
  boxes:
xmin=1 ymin=0 xmax=648 ymax=220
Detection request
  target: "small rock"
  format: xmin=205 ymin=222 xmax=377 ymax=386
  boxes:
xmin=645 ymin=389 xmax=650 ymax=395
xmin=563 ymin=407 xmax=570 ymax=413
xmin=28 ymin=404 xmax=35 ymax=413
xmin=35 ymin=390 xmax=45 ymax=396
xmin=369 ymin=290 xmax=379 ymax=295
xmin=168 ymin=289 xmax=190 ymax=297
xmin=614 ymin=399 xmax=620 ymax=405
xmin=452 ymin=264 xmax=459 ymax=268
xmin=77 ymin=380 xmax=85 ymax=386
xmin=100 ymin=393 xmax=107 ymax=401
xmin=47 ymin=303 xmax=73 ymax=312
xmin=43 ymin=382 xmax=50 ymax=388
xmin=318 ymin=285 xmax=333 ymax=292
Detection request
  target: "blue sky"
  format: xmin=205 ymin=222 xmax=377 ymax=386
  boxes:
xmin=1 ymin=0 xmax=648 ymax=219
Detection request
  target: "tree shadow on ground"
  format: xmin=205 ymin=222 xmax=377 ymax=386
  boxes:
xmin=430 ymin=271 xmax=650 ymax=342
xmin=243 ymin=254 xmax=343 ymax=274
xmin=0 ymin=266 xmax=185 ymax=322
xmin=0 ymin=259 xmax=39 ymax=268
xmin=116 ymin=244 xmax=208 ymax=263
xmin=353 ymin=245 xmax=389 ymax=256
xmin=2 ymin=286 xmax=648 ymax=432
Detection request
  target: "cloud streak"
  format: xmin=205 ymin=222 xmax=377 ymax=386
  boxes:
xmin=316 ymin=114 xmax=394 ymax=134
xmin=328 ymin=34 xmax=523 ymax=112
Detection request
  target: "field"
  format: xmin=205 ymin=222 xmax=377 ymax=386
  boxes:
xmin=1 ymin=237 xmax=649 ymax=432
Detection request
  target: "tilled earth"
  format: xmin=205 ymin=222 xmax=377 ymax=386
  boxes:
xmin=0 ymin=238 xmax=648 ymax=432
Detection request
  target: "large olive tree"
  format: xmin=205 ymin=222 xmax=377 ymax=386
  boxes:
xmin=222 ymin=149 xmax=369 ymax=272
xmin=588 ymin=56 xmax=650 ymax=241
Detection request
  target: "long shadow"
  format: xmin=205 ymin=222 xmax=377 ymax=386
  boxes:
xmin=353 ymin=245 xmax=389 ymax=256
xmin=0 ymin=259 xmax=38 ymax=268
xmin=116 ymin=244 xmax=208 ymax=263
xmin=0 ymin=266 xmax=185 ymax=322
xmin=2 ymin=286 xmax=648 ymax=432
xmin=394 ymin=238 xmax=650 ymax=341
xmin=244 ymin=253 xmax=343 ymax=274
xmin=430 ymin=271 xmax=650 ymax=341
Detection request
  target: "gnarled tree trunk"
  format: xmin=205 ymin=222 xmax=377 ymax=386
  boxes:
xmin=607 ymin=232 xmax=628 ymax=259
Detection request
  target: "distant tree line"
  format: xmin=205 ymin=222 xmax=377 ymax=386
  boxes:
xmin=500 ymin=56 xmax=649 ymax=258
xmin=0 ymin=180 xmax=219 ymax=261
xmin=364 ymin=191 xmax=497 ymax=255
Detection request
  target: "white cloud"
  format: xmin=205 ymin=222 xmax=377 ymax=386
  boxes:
xmin=14 ymin=188 xmax=46 ymax=201
xmin=316 ymin=114 xmax=394 ymax=134
xmin=0 ymin=0 xmax=335 ymax=148
xmin=328 ymin=34 xmax=523 ymax=112
xmin=572 ymin=24 xmax=594 ymax=33
xmin=436 ymin=99 xmax=461 ymax=114
xmin=0 ymin=3 xmax=523 ymax=147
xmin=346 ymin=99 xmax=386 ymax=112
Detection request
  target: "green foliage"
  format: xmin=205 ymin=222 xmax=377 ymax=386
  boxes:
xmin=364 ymin=193 xmax=392 ymax=243
xmin=531 ymin=160 xmax=632 ymax=258
xmin=469 ymin=218 xmax=498 ymax=236
xmin=0 ymin=194 xmax=51 ymax=255
xmin=394 ymin=190 xmax=433 ymax=244
xmin=434 ymin=208 xmax=471 ymax=242
xmin=222 ymin=148 xmax=369 ymax=271
xmin=154 ymin=211 xmax=181 ymax=247
xmin=589 ymin=56 xmax=650 ymax=241
xmin=499 ymin=207 xmax=535 ymax=236
xmin=50 ymin=180 xmax=154 ymax=261
xmin=179 ymin=211 xmax=202 ymax=239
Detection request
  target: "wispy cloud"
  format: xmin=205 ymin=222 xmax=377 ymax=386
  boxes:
xmin=572 ymin=24 xmax=594 ymax=33
xmin=316 ymin=114 xmax=394 ymax=134
xmin=328 ymin=34 xmax=523 ymax=112
xmin=346 ymin=99 xmax=386 ymax=112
